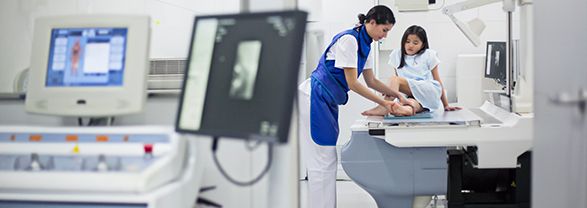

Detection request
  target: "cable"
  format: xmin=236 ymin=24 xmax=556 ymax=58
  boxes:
xmin=88 ymin=118 xmax=96 ymax=126
xmin=428 ymin=0 xmax=447 ymax=11
xmin=245 ymin=139 xmax=263 ymax=151
xmin=211 ymin=137 xmax=273 ymax=186
xmin=107 ymin=117 xmax=115 ymax=126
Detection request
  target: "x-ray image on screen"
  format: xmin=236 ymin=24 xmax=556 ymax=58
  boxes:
xmin=176 ymin=11 xmax=307 ymax=143
xmin=485 ymin=41 xmax=507 ymax=86
xmin=230 ymin=40 xmax=262 ymax=100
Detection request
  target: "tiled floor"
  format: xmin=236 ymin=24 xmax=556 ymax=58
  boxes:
xmin=300 ymin=180 xmax=447 ymax=208
xmin=300 ymin=179 xmax=378 ymax=208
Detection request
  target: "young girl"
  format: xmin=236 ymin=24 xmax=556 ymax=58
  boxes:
xmin=362 ymin=25 xmax=461 ymax=116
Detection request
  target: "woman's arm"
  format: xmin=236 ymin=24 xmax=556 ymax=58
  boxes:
xmin=362 ymin=69 xmax=405 ymax=102
xmin=431 ymin=66 xmax=461 ymax=111
xmin=344 ymin=68 xmax=395 ymax=110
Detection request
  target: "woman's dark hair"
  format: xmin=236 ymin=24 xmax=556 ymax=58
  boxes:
xmin=398 ymin=25 xmax=429 ymax=69
xmin=357 ymin=5 xmax=396 ymax=25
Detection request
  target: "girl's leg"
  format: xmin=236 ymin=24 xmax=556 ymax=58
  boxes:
xmin=363 ymin=98 xmax=424 ymax=117
xmin=361 ymin=76 xmax=413 ymax=116
xmin=405 ymin=98 xmax=424 ymax=114
xmin=362 ymin=99 xmax=398 ymax=116
xmin=390 ymin=98 xmax=424 ymax=116
xmin=390 ymin=102 xmax=414 ymax=116
xmin=390 ymin=76 xmax=413 ymax=97
xmin=361 ymin=103 xmax=391 ymax=116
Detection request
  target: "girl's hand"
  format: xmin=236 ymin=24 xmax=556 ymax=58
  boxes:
xmin=444 ymin=106 xmax=462 ymax=111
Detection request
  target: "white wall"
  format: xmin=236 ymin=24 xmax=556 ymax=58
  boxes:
xmin=0 ymin=0 xmax=240 ymax=93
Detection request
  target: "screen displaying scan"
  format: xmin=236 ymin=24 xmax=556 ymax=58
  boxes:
xmin=230 ymin=40 xmax=262 ymax=100
xmin=484 ymin=41 xmax=511 ymax=111
xmin=25 ymin=15 xmax=150 ymax=117
xmin=485 ymin=41 xmax=507 ymax=86
xmin=46 ymin=27 xmax=128 ymax=87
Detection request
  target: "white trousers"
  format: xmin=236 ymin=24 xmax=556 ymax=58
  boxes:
xmin=299 ymin=79 xmax=337 ymax=208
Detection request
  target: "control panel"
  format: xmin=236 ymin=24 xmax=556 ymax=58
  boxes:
xmin=0 ymin=126 xmax=186 ymax=193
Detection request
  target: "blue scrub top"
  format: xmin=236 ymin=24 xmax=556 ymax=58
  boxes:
xmin=309 ymin=25 xmax=372 ymax=146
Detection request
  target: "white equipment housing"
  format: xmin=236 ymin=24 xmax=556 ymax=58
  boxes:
xmin=25 ymin=15 xmax=150 ymax=117
xmin=0 ymin=126 xmax=203 ymax=208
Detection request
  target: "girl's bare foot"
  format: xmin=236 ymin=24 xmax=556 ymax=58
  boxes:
xmin=391 ymin=103 xmax=415 ymax=116
xmin=362 ymin=104 xmax=392 ymax=116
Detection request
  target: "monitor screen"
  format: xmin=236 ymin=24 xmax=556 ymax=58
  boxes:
xmin=25 ymin=15 xmax=150 ymax=117
xmin=46 ymin=27 xmax=127 ymax=87
xmin=176 ymin=11 xmax=307 ymax=143
xmin=484 ymin=41 xmax=507 ymax=86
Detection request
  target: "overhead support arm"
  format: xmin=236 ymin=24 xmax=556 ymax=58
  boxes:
xmin=442 ymin=0 xmax=504 ymax=46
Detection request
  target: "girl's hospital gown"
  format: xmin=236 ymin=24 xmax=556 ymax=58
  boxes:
xmin=388 ymin=48 xmax=443 ymax=111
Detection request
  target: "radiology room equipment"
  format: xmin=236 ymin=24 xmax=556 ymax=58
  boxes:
xmin=442 ymin=0 xmax=510 ymax=47
xmin=444 ymin=0 xmax=535 ymax=113
xmin=342 ymin=102 xmax=532 ymax=208
xmin=25 ymin=15 xmax=150 ymax=117
xmin=0 ymin=15 xmax=205 ymax=208
xmin=393 ymin=0 xmax=442 ymax=12
xmin=0 ymin=126 xmax=203 ymax=208
xmin=342 ymin=1 xmax=534 ymax=207
xmin=176 ymin=10 xmax=307 ymax=187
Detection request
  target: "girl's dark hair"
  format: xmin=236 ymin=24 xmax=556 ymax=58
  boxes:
xmin=357 ymin=5 xmax=396 ymax=25
xmin=398 ymin=25 xmax=429 ymax=69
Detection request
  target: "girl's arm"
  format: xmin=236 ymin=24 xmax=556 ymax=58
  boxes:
xmin=344 ymin=68 xmax=396 ymax=111
xmin=431 ymin=66 xmax=462 ymax=111
xmin=362 ymin=69 xmax=406 ymax=103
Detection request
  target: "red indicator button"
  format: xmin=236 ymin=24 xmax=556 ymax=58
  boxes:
xmin=144 ymin=144 xmax=153 ymax=154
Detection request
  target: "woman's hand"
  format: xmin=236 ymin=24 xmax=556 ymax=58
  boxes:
xmin=398 ymin=96 xmax=409 ymax=106
xmin=383 ymin=100 xmax=398 ymax=114
xmin=444 ymin=106 xmax=462 ymax=111
xmin=384 ymin=94 xmax=408 ymax=105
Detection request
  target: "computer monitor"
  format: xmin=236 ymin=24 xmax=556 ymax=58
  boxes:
xmin=484 ymin=41 xmax=507 ymax=86
xmin=176 ymin=11 xmax=307 ymax=143
xmin=26 ymin=15 xmax=150 ymax=116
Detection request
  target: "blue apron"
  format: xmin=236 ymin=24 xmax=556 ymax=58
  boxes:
xmin=310 ymin=25 xmax=372 ymax=146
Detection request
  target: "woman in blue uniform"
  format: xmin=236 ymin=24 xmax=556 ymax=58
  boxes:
xmin=298 ymin=5 xmax=404 ymax=208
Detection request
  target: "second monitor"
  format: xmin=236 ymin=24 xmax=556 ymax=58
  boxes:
xmin=484 ymin=41 xmax=507 ymax=86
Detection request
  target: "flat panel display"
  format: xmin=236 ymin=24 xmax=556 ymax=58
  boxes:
xmin=485 ymin=41 xmax=507 ymax=86
xmin=176 ymin=11 xmax=307 ymax=143
xmin=25 ymin=15 xmax=150 ymax=116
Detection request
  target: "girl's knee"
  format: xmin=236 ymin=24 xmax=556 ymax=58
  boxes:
xmin=389 ymin=76 xmax=399 ymax=84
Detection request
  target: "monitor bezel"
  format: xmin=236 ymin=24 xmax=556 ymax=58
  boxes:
xmin=25 ymin=15 xmax=150 ymax=117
